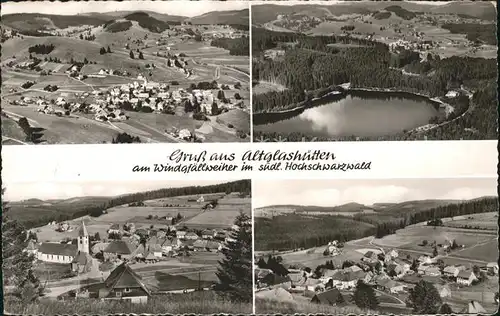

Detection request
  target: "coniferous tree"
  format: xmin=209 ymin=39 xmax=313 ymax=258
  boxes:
xmin=215 ymin=212 xmax=252 ymax=303
xmin=408 ymin=280 xmax=442 ymax=314
xmin=2 ymin=188 xmax=42 ymax=304
xmin=129 ymin=50 xmax=135 ymax=59
xmin=439 ymin=303 xmax=454 ymax=314
xmin=353 ymin=280 xmax=379 ymax=309
xmin=107 ymin=46 xmax=111 ymax=53
xmin=139 ymin=51 xmax=144 ymax=60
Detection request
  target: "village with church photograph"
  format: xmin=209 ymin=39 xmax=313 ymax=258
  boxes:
xmin=2 ymin=179 xmax=252 ymax=314
xmin=253 ymin=178 xmax=499 ymax=314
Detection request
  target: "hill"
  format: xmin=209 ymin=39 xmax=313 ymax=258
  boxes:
xmin=255 ymin=196 xmax=498 ymax=250
xmin=5 ymin=180 xmax=251 ymax=229
xmin=189 ymin=9 xmax=249 ymax=26
xmin=251 ymin=1 xmax=497 ymax=25
xmin=124 ymin=12 xmax=170 ymax=33
xmin=1 ymin=13 xmax=110 ymax=33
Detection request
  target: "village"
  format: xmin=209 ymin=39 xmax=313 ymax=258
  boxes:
xmin=21 ymin=194 xmax=245 ymax=303
xmin=1 ymin=4 xmax=251 ymax=145
xmin=255 ymin=237 xmax=499 ymax=314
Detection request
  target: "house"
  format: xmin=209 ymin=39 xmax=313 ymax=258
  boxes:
xmin=486 ymin=262 xmax=499 ymax=275
xmin=185 ymin=232 xmax=199 ymax=240
xmin=197 ymin=195 xmax=205 ymax=203
xmin=456 ymin=270 xmax=477 ymax=286
xmin=176 ymin=231 xmax=187 ymax=239
xmin=389 ymin=282 xmax=407 ymax=294
xmin=92 ymin=242 xmax=109 ymax=254
xmin=71 ymin=251 xmax=94 ymax=273
xmin=103 ymin=240 xmax=137 ymax=261
xmin=445 ymin=90 xmax=459 ymax=98
xmin=161 ymin=238 xmax=181 ymax=253
xmin=311 ymin=289 xmax=344 ymax=306
xmin=460 ymin=301 xmax=487 ymax=314
xmin=37 ymin=243 xmax=78 ymax=263
xmin=387 ymin=249 xmax=399 ymax=259
xmin=443 ymin=265 xmax=465 ymax=278
xmin=434 ymin=284 xmax=451 ymax=298
xmin=362 ymin=251 xmax=378 ymax=263
xmin=98 ymin=263 xmax=151 ymax=303
xmin=201 ymin=229 xmax=214 ymax=239
xmin=423 ymin=266 xmax=441 ymax=277
xmin=418 ymin=255 xmax=434 ymax=265
xmin=108 ymin=224 xmax=121 ymax=234
xmin=58 ymin=222 xmax=70 ymax=232
xmin=331 ymin=269 xmax=366 ymax=290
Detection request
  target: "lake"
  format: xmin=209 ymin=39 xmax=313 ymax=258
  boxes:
xmin=253 ymin=91 xmax=444 ymax=138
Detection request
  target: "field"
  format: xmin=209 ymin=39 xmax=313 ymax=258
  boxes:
xmin=443 ymin=212 xmax=498 ymax=230
xmin=1 ymin=14 xmax=250 ymax=144
xmin=4 ymin=291 xmax=252 ymax=314
xmin=31 ymin=192 xmax=249 ymax=241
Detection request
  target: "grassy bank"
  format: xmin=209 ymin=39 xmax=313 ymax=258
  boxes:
xmin=4 ymin=291 xmax=252 ymax=314
xmin=256 ymin=297 xmax=373 ymax=314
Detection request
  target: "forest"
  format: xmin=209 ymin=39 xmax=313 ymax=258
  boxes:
xmin=252 ymin=27 xmax=497 ymax=141
xmin=28 ymin=44 xmax=55 ymax=54
xmin=255 ymin=197 xmax=498 ymax=251
xmin=7 ymin=180 xmax=251 ymax=229
xmin=211 ymin=36 xmax=249 ymax=56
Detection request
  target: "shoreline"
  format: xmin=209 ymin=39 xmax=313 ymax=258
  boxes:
xmin=253 ymin=84 xmax=451 ymax=116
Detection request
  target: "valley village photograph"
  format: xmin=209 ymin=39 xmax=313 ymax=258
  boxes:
xmin=253 ymin=178 xmax=499 ymax=314
xmin=1 ymin=0 xmax=250 ymax=145
xmin=251 ymin=1 xmax=497 ymax=142
xmin=2 ymin=179 xmax=252 ymax=314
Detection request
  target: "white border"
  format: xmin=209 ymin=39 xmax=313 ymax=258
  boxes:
xmin=1 ymin=140 xmax=497 ymax=184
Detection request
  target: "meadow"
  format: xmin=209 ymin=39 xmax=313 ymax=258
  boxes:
xmin=4 ymin=291 xmax=252 ymax=314
xmin=256 ymin=297 xmax=372 ymax=314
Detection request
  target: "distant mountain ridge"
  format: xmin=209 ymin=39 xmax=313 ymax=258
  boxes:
xmin=255 ymin=196 xmax=494 ymax=216
xmin=251 ymin=1 xmax=496 ymax=24
xmin=1 ymin=9 xmax=249 ymax=33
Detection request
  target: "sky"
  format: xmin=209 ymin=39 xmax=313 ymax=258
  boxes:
xmin=3 ymin=180 xmax=229 ymax=201
xmin=253 ymin=178 xmax=497 ymax=208
xmin=1 ymin=1 xmax=248 ymax=17
xmin=251 ymin=1 xmax=449 ymax=6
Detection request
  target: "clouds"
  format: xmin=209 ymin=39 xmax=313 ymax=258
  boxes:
xmin=253 ymin=178 xmax=497 ymax=208
xmin=4 ymin=180 xmax=227 ymax=201
xmin=2 ymin=1 xmax=247 ymax=17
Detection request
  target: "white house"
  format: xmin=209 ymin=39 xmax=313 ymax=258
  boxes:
xmin=443 ymin=265 xmax=465 ymax=278
xmin=456 ymin=270 xmax=477 ymax=286
xmin=445 ymin=91 xmax=459 ymax=98
xmin=487 ymin=262 xmax=499 ymax=275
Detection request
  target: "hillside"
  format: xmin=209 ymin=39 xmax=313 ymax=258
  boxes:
xmin=1 ymin=13 xmax=110 ymax=33
xmin=189 ymin=9 xmax=249 ymax=26
xmin=251 ymin=1 xmax=497 ymax=25
xmin=5 ymin=180 xmax=251 ymax=229
xmin=124 ymin=12 xmax=170 ymax=33
xmin=255 ymin=196 xmax=498 ymax=251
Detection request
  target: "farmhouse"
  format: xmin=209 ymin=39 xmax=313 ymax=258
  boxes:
xmin=456 ymin=270 xmax=477 ymax=286
xmin=185 ymin=232 xmax=199 ymax=240
xmin=176 ymin=231 xmax=187 ymax=239
xmin=103 ymin=240 xmax=137 ymax=261
xmin=108 ymin=224 xmax=121 ymax=234
xmin=418 ymin=265 xmax=441 ymax=277
xmin=486 ymin=262 xmax=499 ymax=275
xmin=201 ymin=229 xmax=214 ymax=239
xmin=443 ymin=265 xmax=465 ymax=278
xmin=98 ymin=263 xmax=151 ymax=303
xmin=311 ymin=288 xmax=344 ymax=306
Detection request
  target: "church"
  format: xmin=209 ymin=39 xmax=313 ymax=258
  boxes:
xmin=36 ymin=222 xmax=93 ymax=273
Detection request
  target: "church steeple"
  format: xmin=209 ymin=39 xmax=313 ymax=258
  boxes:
xmin=78 ymin=221 xmax=89 ymax=254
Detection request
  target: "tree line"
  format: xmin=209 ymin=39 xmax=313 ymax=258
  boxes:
xmin=252 ymin=27 xmax=497 ymax=141
xmin=28 ymin=44 xmax=55 ymax=54
xmin=211 ymin=36 xmax=249 ymax=56
xmin=8 ymin=180 xmax=251 ymax=229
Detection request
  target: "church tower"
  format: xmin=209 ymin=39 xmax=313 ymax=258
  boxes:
xmin=78 ymin=221 xmax=90 ymax=254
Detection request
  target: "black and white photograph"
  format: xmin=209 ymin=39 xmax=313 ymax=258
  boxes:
xmin=253 ymin=178 xmax=499 ymax=314
xmin=251 ymin=1 xmax=497 ymax=142
xmin=1 ymin=0 xmax=250 ymax=145
xmin=2 ymin=179 xmax=252 ymax=314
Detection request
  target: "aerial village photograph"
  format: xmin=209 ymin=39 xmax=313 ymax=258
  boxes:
xmin=253 ymin=178 xmax=499 ymax=314
xmin=1 ymin=0 xmax=250 ymax=145
xmin=251 ymin=1 xmax=498 ymax=142
xmin=2 ymin=179 xmax=252 ymax=314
